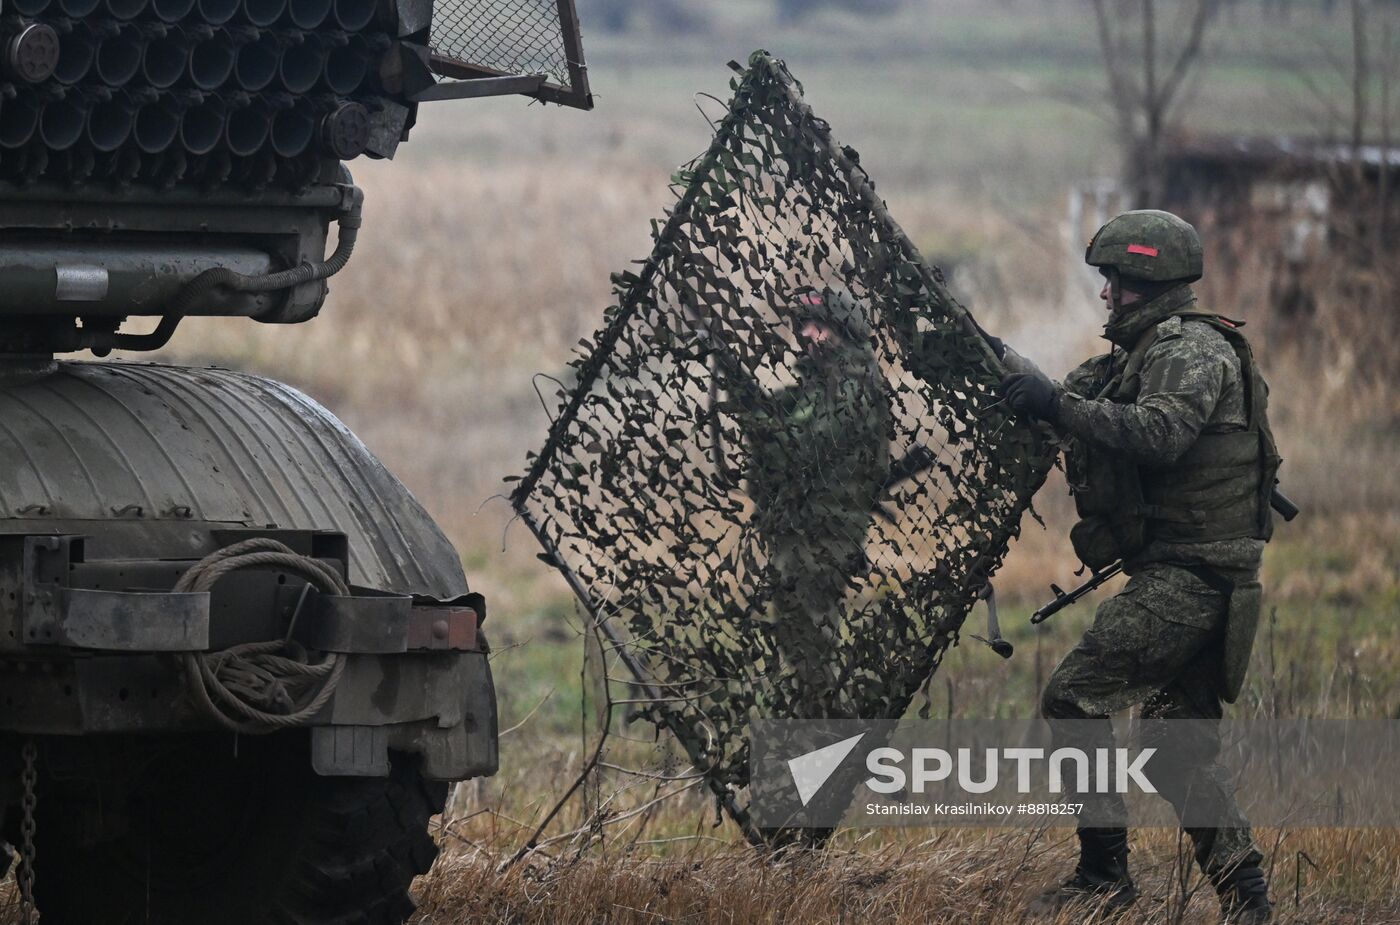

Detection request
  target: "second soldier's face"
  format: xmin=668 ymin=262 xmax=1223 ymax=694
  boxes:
xmin=800 ymin=320 xmax=838 ymax=357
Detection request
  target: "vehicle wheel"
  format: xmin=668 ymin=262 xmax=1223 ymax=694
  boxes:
xmin=32 ymin=733 xmax=446 ymax=925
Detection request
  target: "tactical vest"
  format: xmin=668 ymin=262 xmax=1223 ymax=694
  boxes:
xmin=1066 ymin=314 xmax=1282 ymax=570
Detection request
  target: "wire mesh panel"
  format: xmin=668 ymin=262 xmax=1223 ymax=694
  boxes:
xmin=511 ymin=52 xmax=1055 ymax=840
xmin=430 ymin=0 xmax=590 ymax=107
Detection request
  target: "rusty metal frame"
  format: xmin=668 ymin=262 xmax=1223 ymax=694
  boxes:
xmin=424 ymin=0 xmax=593 ymax=110
xmin=555 ymin=0 xmax=592 ymax=109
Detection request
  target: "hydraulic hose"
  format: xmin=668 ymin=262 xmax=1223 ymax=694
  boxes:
xmin=165 ymin=183 xmax=362 ymax=316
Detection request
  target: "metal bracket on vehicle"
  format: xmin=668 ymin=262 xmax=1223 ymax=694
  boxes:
xmin=406 ymin=602 xmax=478 ymax=651
xmin=60 ymin=589 xmax=209 ymax=651
xmin=295 ymin=590 xmax=412 ymax=654
xmin=21 ymin=535 xmax=75 ymax=645
xmin=292 ymin=589 xmax=481 ymax=654
xmin=411 ymin=73 xmax=545 ymax=102
xmin=21 ymin=535 xmax=210 ymax=651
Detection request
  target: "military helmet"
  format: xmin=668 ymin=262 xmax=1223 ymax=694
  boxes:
xmin=1085 ymin=210 xmax=1203 ymax=284
xmin=795 ymin=286 xmax=870 ymax=342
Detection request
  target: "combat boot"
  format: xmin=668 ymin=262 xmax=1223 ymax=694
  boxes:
xmin=1211 ymin=862 xmax=1272 ymax=924
xmin=1029 ymin=828 xmax=1139 ymax=917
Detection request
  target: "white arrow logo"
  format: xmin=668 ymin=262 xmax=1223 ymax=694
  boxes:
xmin=786 ymin=733 xmax=866 ymax=806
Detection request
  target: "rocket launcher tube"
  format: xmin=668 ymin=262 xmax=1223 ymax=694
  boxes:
xmin=178 ymin=91 xmax=224 ymax=154
xmin=56 ymin=0 xmax=101 ymax=18
xmin=188 ymin=27 xmax=239 ymax=90
xmin=94 ymin=23 xmax=145 ymax=87
xmin=149 ymin=0 xmax=196 ymax=23
xmin=0 ymin=92 xmax=41 ymax=148
xmin=105 ymin=0 xmax=149 ymax=20
xmin=278 ymin=31 xmax=330 ymax=93
xmin=87 ymin=88 xmax=141 ymax=150
xmin=195 ymin=0 xmax=239 ymax=27
xmin=53 ymin=19 xmax=104 ymax=85
xmin=141 ymin=24 xmax=190 ymax=88
xmin=132 ymin=87 xmax=198 ymax=151
xmin=223 ymin=91 xmax=292 ymax=156
xmin=234 ymin=31 xmax=281 ymax=91
xmin=324 ymin=39 xmax=368 ymax=94
xmin=39 ymin=88 xmax=89 ymax=150
xmin=324 ymin=33 xmax=386 ymax=95
xmin=288 ymin=0 xmax=331 ymax=31
xmin=242 ymin=0 xmax=287 ymax=27
xmin=331 ymin=0 xmax=375 ymax=32
xmin=269 ymin=97 xmax=313 ymax=155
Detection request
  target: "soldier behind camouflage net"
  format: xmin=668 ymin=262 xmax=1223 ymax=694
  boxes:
xmin=1000 ymin=210 xmax=1279 ymax=923
xmin=723 ymin=288 xmax=891 ymax=714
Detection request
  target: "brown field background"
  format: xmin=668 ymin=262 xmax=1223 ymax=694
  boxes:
xmin=21 ymin=1 xmax=1395 ymax=921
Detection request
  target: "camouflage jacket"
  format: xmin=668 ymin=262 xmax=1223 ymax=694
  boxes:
xmin=1054 ymin=286 xmax=1265 ymax=574
xmin=729 ymin=344 xmax=891 ymax=541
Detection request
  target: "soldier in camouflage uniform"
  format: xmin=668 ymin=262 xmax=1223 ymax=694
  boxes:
xmin=723 ymin=288 xmax=891 ymax=714
xmin=1000 ymin=211 xmax=1279 ymax=923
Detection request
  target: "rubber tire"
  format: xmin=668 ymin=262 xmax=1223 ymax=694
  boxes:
xmin=31 ymin=733 xmax=446 ymax=925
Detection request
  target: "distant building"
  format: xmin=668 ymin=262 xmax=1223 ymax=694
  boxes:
xmin=1160 ymin=133 xmax=1400 ymax=259
xmin=1066 ymin=133 xmax=1399 ymax=314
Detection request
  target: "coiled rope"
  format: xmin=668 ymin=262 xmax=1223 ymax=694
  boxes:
xmin=176 ymin=538 xmax=349 ymax=734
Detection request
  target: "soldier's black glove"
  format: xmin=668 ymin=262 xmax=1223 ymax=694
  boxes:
xmin=964 ymin=314 xmax=1006 ymax=360
xmin=1000 ymin=370 xmax=1059 ymax=421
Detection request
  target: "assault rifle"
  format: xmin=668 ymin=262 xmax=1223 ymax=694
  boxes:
xmin=1030 ymin=486 xmax=1300 ymax=626
xmin=1029 ymin=562 xmax=1125 ymax=625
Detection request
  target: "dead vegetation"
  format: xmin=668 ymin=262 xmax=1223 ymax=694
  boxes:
xmin=411 ymin=828 xmax=1400 ymax=924
xmin=106 ymin=155 xmax=1397 ymax=923
xmin=176 ymin=157 xmax=1397 ymax=605
xmin=58 ymin=9 xmax=1395 ymax=914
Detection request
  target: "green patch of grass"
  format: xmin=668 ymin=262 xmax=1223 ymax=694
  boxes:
xmin=487 ymin=586 xmax=1400 ymax=747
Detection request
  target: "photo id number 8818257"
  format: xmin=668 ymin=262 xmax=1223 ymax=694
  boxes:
xmin=1018 ymin=803 xmax=1084 ymax=816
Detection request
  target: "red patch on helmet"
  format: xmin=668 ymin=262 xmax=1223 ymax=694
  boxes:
xmin=1126 ymin=244 xmax=1160 ymax=257
xmin=802 ymin=292 xmax=824 ymax=305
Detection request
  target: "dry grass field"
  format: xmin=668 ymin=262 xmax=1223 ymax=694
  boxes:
xmin=24 ymin=1 xmax=1391 ymax=921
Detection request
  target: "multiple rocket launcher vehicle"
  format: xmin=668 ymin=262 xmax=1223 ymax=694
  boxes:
xmin=0 ymin=2 xmax=590 ymax=921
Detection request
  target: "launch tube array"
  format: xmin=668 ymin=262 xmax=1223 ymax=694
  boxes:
xmin=0 ymin=0 xmax=419 ymax=188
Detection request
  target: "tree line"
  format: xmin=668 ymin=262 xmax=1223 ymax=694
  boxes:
xmin=579 ymin=0 xmax=909 ymax=34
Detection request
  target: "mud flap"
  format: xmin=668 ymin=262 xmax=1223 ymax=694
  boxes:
xmin=1221 ymin=580 xmax=1263 ymax=704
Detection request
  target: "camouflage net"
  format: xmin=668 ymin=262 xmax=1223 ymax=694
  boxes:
xmin=511 ymin=52 xmax=1056 ymax=840
xmin=430 ymin=0 xmax=576 ymax=91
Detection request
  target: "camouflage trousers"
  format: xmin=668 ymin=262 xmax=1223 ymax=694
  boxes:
xmin=762 ymin=532 xmax=864 ymax=718
xmin=1040 ymin=562 xmax=1262 ymax=875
